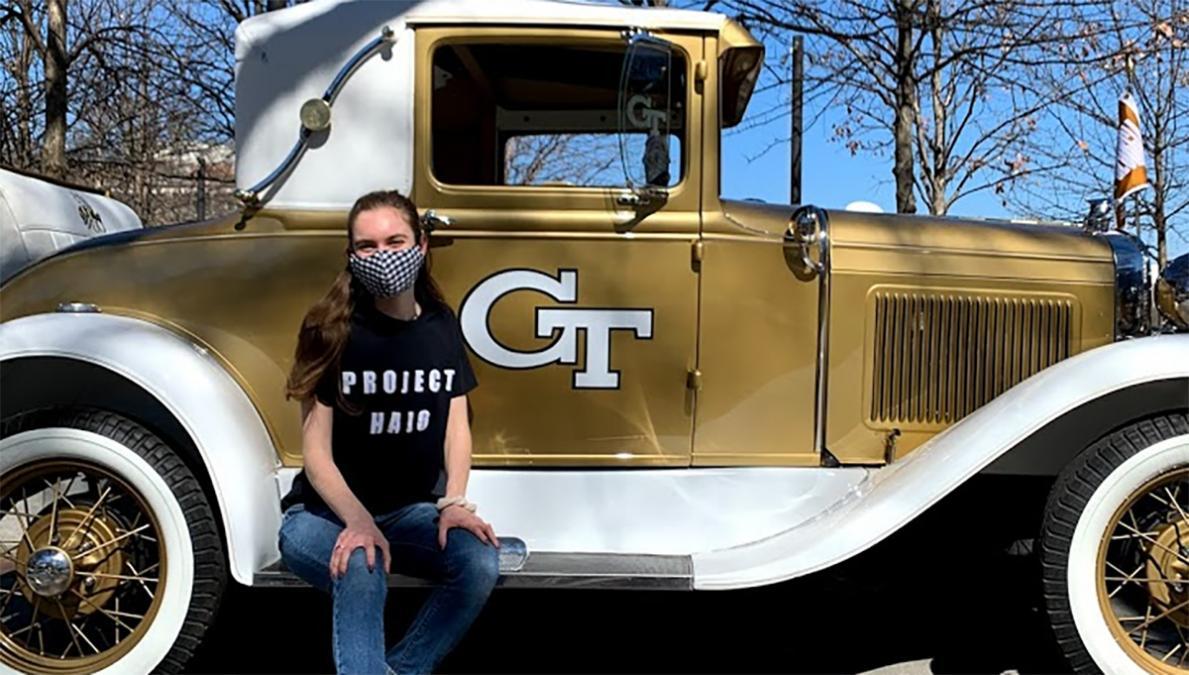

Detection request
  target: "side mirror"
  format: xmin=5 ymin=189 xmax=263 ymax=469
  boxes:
xmin=618 ymin=31 xmax=676 ymax=194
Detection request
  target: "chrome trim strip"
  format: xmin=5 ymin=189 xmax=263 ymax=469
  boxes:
xmin=798 ymin=206 xmax=832 ymax=459
xmin=253 ymin=551 xmax=693 ymax=591
xmin=55 ymin=302 xmax=101 ymax=313
xmin=816 ymin=209 xmax=832 ymax=459
xmin=785 ymin=205 xmax=833 ymax=460
xmin=235 ymin=25 xmax=397 ymax=206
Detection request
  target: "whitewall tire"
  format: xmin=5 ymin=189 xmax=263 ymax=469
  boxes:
xmin=1041 ymin=414 xmax=1189 ymax=674
xmin=0 ymin=408 xmax=226 ymax=674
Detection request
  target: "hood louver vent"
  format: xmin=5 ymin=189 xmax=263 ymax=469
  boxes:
xmin=869 ymin=290 xmax=1076 ymax=427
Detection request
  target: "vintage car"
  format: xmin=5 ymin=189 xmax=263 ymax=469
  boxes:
xmin=1 ymin=0 xmax=1188 ymax=673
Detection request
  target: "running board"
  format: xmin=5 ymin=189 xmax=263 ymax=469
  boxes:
xmin=253 ymin=538 xmax=692 ymax=590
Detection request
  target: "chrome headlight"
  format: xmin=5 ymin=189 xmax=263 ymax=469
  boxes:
xmin=1101 ymin=233 xmax=1150 ymax=338
xmin=1157 ymin=253 xmax=1189 ymax=330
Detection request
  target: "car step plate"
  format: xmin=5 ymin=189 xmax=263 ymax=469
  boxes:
xmin=254 ymin=537 xmax=692 ymax=590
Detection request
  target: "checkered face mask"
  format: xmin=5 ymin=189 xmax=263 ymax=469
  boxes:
xmin=348 ymin=246 xmax=425 ymax=298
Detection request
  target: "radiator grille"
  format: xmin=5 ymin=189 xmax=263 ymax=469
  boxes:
xmin=869 ymin=291 xmax=1074 ymax=426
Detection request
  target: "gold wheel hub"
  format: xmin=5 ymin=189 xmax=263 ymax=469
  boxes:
xmin=1098 ymin=468 xmax=1189 ymax=672
xmin=0 ymin=460 xmax=166 ymax=674
xmin=1146 ymin=521 xmax=1189 ymax=628
xmin=12 ymin=508 xmax=127 ymax=620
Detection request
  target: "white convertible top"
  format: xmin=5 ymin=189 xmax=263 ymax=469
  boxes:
xmin=234 ymin=0 xmax=729 ymax=210
xmin=235 ymin=0 xmax=728 ymax=49
xmin=0 ymin=168 xmax=142 ymax=284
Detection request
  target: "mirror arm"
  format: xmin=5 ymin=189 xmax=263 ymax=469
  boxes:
xmin=235 ymin=25 xmax=398 ymax=207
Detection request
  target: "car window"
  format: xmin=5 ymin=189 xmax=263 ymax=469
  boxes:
xmin=431 ymin=41 xmax=686 ymax=188
xmin=502 ymin=133 xmax=680 ymax=187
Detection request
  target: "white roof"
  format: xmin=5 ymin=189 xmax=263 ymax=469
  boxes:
xmin=235 ymin=0 xmax=729 ymax=56
xmin=234 ymin=0 xmax=729 ymax=210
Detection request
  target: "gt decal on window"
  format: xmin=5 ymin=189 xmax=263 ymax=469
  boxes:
xmin=458 ymin=269 xmax=653 ymax=390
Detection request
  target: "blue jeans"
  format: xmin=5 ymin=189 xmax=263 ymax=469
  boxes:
xmin=277 ymin=501 xmax=500 ymax=675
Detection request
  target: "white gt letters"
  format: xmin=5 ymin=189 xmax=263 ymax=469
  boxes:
xmin=459 ymin=269 xmax=653 ymax=389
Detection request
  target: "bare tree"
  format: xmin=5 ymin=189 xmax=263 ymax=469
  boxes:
xmin=505 ymin=134 xmax=630 ymax=187
xmin=1008 ymin=0 xmax=1189 ymax=269
xmin=6 ymin=0 xmax=70 ymax=178
xmin=709 ymin=0 xmax=1104 ymax=216
xmin=0 ymin=4 xmax=42 ymax=169
xmin=1 ymin=0 xmax=296 ymax=223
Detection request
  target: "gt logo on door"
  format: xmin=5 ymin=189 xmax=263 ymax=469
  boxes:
xmin=459 ymin=269 xmax=653 ymax=389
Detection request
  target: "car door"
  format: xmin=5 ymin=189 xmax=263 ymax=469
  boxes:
xmin=692 ymin=32 xmax=821 ymax=467
xmin=411 ymin=26 xmax=704 ymax=467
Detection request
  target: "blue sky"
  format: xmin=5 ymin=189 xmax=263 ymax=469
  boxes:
xmin=721 ymin=85 xmax=1030 ymax=218
xmin=716 ymin=63 xmax=1189 ymax=262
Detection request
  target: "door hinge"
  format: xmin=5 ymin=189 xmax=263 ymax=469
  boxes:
xmin=691 ymin=239 xmax=704 ymax=264
xmin=695 ymin=60 xmax=708 ymax=83
xmin=686 ymin=369 xmax=703 ymax=391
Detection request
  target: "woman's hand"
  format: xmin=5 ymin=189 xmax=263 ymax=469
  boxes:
xmin=330 ymin=518 xmax=392 ymax=579
xmin=437 ymin=505 xmax=499 ymax=549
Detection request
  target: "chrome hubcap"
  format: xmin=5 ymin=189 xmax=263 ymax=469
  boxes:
xmin=24 ymin=548 xmax=73 ymax=598
xmin=1 ymin=460 xmax=166 ymax=673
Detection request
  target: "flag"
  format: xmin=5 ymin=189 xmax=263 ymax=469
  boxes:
xmin=1115 ymin=92 xmax=1150 ymax=201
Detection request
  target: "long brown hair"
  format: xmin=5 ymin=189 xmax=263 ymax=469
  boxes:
xmin=285 ymin=190 xmax=449 ymax=415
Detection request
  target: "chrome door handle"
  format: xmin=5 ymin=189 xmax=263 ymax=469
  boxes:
xmin=422 ymin=209 xmax=454 ymax=232
xmin=615 ymin=187 xmax=667 ymax=210
xmin=615 ymin=191 xmax=641 ymax=208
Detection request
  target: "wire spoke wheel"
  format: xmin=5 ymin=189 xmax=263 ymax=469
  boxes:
xmin=0 ymin=460 xmax=166 ymax=674
xmin=1042 ymin=414 xmax=1189 ymax=674
xmin=0 ymin=408 xmax=226 ymax=674
xmin=1098 ymin=469 xmax=1189 ymax=671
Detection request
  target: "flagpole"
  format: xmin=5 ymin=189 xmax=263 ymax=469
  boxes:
xmin=1132 ymin=194 xmax=1140 ymax=238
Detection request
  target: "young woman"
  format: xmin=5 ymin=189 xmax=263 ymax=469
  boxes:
xmin=279 ymin=190 xmax=500 ymax=675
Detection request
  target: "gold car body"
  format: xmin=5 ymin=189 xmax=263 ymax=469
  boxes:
xmin=0 ymin=13 xmax=1116 ymax=474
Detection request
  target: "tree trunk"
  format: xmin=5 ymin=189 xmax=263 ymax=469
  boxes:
xmin=927 ymin=0 xmax=946 ymax=215
xmin=138 ymin=68 xmax=154 ymax=223
xmin=42 ymin=0 xmax=68 ymax=179
xmin=13 ymin=25 xmax=35 ymax=168
xmin=1155 ymin=211 xmax=1167 ymax=270
xmin=893 ymin=0 xmax=918 ymax=214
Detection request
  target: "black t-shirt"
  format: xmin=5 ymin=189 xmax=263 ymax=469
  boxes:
xmin=281 ymin=298 xmax=478 ymax=516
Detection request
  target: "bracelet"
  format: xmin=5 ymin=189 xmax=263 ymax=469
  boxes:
xmin=435 ymin=496 xmax=477 ymax=513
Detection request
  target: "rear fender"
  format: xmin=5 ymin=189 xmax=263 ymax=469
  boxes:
xmin=0 ymin=312 xmax=281 ymax=585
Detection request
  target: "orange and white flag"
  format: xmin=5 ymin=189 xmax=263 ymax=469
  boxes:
xmin=1115 ymin=92 xmax=1150 ymax=201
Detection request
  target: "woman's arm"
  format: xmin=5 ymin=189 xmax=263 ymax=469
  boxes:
xmin=438 ymin=394 xmax=498 ymax=547
xmin=301 ymin=398 xmax=372 ymax=526
xmin=300 ymin=398 xmax=391 ymax=575
xmin=442 ymin=394 xmax=473 ymax=499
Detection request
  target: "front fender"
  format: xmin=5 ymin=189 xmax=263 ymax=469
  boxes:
xmin=693 ymin=335 xmax=1189 ymax=590
xmin=0 ymin=311 xmax=280 ymax=585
